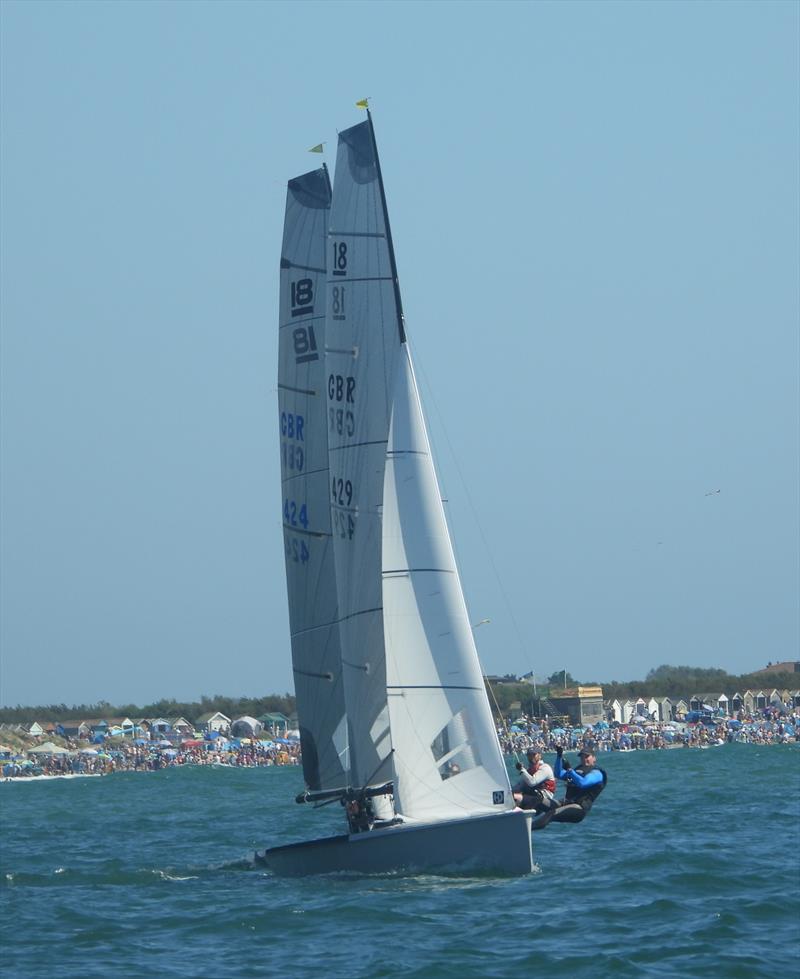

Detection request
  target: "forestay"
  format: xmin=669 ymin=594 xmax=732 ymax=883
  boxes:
xmin=278 ymin=167 xmax=348 ymax=792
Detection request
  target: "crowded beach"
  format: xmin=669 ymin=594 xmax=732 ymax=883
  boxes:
xmin=1 ymin=702 xmax=797 ymax=782
xmin=499 ymin=705 xmax=800 ymax=757
xmin=0 ymin=711 xmax=301 ymax=780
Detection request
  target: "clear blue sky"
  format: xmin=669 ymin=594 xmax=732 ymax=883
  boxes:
xmin=1 ymin=0 xmax=798 ymax=707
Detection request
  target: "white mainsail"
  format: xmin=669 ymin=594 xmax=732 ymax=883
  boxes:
xmin=326 ymin=113 xmax=512 ymax=816
xmin=278 ymin=166 xmax=348 ymax=792
xmin=325 ymin=119 xmax=401 ymax=792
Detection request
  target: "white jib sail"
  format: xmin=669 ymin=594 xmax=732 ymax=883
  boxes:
xmin=382 ymin=347 xmax=514 ymax=821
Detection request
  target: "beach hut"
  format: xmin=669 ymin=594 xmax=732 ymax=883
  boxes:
xmin=197 ymin=711 xmax=231 ymax=735
xmin=259 ymin=712 xmax=289 ymax=735
xmin=144 ymin=718 xmax=172 ymax=736
xmin=730 ymin=692 xmax=744 ymax=713
xmin=673 ymin=700 xmax=688 ymax=720
xmin=652 ymin=697 xmax=673 ymax=722
xmin=168 ymin=717 xmax=194 ymax=737
xmin=608 ymin=699 xmax=624 ymax=724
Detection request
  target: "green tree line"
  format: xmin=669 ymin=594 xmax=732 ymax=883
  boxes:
xmin=1 ymin=665 xmax=796 ymax=725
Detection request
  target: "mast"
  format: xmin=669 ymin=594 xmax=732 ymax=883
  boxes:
xmin=366 ymin=110 xmax=406 ymax=345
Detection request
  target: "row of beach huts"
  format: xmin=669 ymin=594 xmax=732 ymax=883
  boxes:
xmin=0 ymin=710 xmax=295 ymax=744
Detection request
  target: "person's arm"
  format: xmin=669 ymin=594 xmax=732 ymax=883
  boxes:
xmin=553 ymin=749 xmax=567 ymax=780
xmin=516 ymin=767 xmax=536 ymax=788
xmin=563 ymin=768 xmax=603 ymax=789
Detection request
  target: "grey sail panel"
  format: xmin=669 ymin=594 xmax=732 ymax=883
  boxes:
xmin=279 ymin=166 xmax=348 ymax=792
xmin=326 ymin=118 xmax=403 ymax=789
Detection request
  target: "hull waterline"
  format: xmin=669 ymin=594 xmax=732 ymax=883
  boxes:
xmin=257 ymin=809 xmax=534 ymax=877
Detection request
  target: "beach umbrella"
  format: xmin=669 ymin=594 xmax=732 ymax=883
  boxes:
xmin=79 ymin=748 xmax=98 ymax=755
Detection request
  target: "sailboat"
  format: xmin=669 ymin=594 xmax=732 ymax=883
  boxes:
xmin=262 ymin=112 xmax=533 ymax=876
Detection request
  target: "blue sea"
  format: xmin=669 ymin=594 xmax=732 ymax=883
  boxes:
xmin=2 ymin=744 xmax=798 ymax=978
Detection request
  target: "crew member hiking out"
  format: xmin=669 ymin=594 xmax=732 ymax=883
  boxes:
xmin=512 ymin=749 xmax=555 ymax=812
xmin=532 ymin=745 xmax=607 ymax=830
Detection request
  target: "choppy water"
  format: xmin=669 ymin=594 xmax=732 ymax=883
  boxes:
xmin=2 ymin=744 xmax=798 ymax=978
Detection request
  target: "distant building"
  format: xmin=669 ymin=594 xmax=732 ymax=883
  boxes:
xmin=196 ymin=711 xmax=231 ymax=734
xmin=259 ymin=712 xmax=289 ymax=734
xmin=546 ymin=686 xmax=604 ymax=726
xmin=652 ymin=697 xmax=673 ymax=722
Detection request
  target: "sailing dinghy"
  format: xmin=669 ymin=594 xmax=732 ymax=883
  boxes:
xmin=261 ymin=112 xmax=533 ymax=876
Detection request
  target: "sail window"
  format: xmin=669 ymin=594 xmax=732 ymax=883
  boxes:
xmin=430 ymin=709 xmax=482 ymax=780
xmin=370 ymin=706 xmax=392 ymax=761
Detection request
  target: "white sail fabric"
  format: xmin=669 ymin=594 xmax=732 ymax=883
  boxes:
xmin=382 ymin=348 xmax=513 ymax=820
xmin=278 ymin=167 xmax=348 ymax=792
xmin=326 ymin=119 xmax=402 ymax=790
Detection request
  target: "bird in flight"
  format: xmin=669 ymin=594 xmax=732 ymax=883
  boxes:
xmin=704 ymin=489 xmax=721 ymax=496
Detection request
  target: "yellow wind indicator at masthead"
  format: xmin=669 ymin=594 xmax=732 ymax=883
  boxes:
xmin=356 ymin=98 xmax=369 ymax=109
xmin=308 ymin=143 xmax=325 ymax=153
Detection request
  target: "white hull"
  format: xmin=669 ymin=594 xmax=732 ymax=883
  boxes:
xmin=258 ymin=809 xmax=533 ymax=877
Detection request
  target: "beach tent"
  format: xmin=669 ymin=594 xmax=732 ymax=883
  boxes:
xmin=231 ymin=716 xmax=263 ymax=738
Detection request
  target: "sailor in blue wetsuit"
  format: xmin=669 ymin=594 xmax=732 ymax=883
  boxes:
xmin=532 ymin=745 xmax=607 ymax=830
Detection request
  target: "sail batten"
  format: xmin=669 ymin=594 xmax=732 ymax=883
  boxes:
xmin=278 ymin=165 xmax=348 ymax=793
xmin=267 ymin=116 xmax=535 ymax=877
xmin=325 ymin=119 xmax=399 ymax=789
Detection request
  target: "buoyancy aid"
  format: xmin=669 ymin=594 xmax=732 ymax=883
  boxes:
xmin=563 ymin=763 xmax=607 ymax=811
xmin=529 ymin=761 xmax=556 ymax=795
